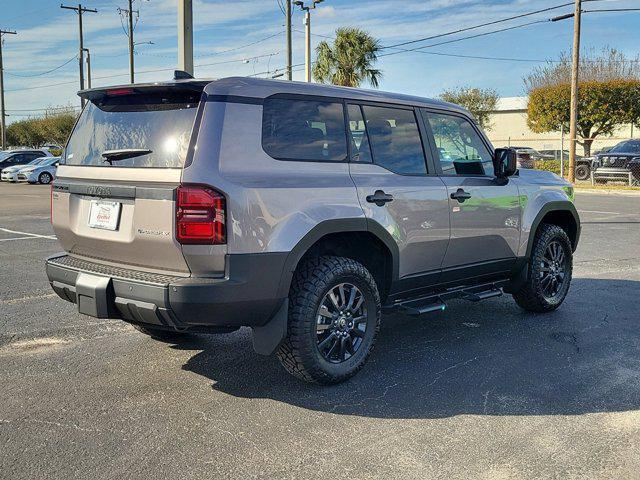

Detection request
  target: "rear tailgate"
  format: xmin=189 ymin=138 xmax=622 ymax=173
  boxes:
xmin=52 ymin=167 xmax=189 ymax=273
xmin=52 ymin=85 xmax=204 ymax=275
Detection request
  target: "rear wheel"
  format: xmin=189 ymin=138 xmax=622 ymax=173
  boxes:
xmin=132 ymin=324 xmax=189 ymax=342
xmin=38 ymin=172 xmax=52 ymax=185
xmin=277 ymin=256 xmax=381 ymax=384
xmin=513 ymin=224 xmax=573 ymax=312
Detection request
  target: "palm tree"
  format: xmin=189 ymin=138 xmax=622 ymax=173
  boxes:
xmin=313 ymin=27 xmax=382 ymax=88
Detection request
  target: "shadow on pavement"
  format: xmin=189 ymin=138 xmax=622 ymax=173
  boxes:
xmin=175 ymin=277 xmax=640 ymax=419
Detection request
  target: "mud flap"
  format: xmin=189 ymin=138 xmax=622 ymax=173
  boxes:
xmin=76 ymin=273 xmax=113 ymax=318
xmin=251 ymin=299 xmax=288 ymax=356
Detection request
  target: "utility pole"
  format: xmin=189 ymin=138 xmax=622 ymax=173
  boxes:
xmin=178 ymin=0 xmax=194 ymax=75
xmin=286 ymin=0 xmax=292 ymax=80
xmin=0 ymin=29 xmax=17 ymax=151
xmin=118 ymin=1 xmax=138 ymax=83
xmin=294 ymin=0 xmax=323 ymax=82
xmin=568 ymin=0 xmax=582 ymax=183
xmin=83 ymin=48 xmax=91 ymax=88
xmin=61 ymin=4 xmax=97 ymax=108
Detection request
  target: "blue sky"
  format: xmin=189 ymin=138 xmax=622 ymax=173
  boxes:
xmin=1 ymin=0 xmax=639 ymax=122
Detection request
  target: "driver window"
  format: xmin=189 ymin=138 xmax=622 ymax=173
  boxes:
xmin=424 ymin=111 xmax=494 ymax=176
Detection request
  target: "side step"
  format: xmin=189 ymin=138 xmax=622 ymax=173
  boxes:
xmin=461 ymin=288 xmax=503 ymax=302
xmin=388 ymin=281 xmax=506 ymax=317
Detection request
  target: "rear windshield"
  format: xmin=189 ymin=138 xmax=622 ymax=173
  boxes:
xmin=65 ymin=92 xmax=200 ymax=168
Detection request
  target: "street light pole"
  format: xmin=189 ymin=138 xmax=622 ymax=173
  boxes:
xmin=568 ymin=0 xmax=582 ymax=183
xmin=304 ymin=8 xmax=311 ymax=82
xmin=0 ymin=29 xmax=17 ymax=150
xmin=294 ymin=0 xmax=324 ymax=83
xmin=178 ymin=0 xmax=194 ymax=75
xmin=83 ymin=48 xmax=91 ymax=89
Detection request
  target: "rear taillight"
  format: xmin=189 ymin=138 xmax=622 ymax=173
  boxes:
xmin=176 ymin=185 xmax=226 ymax=245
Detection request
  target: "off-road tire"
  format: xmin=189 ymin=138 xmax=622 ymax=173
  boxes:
xmin=276 ymin=255 xmax=381 ymax=385
xmin=575 ymin=164 xmax=590 ymax=181
xmin=132 ymin=324 xmax=189 ymax=342
xmin=38 ymin=172 xmax=52 ymax=185
xmin=513 ymin=223 xmax=573 ymax=312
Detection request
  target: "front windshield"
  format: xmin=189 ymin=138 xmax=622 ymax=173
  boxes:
xmin=609 ymin=140 xmax=640 ymax=154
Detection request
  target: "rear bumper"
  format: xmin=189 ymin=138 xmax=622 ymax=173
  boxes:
xmin=45 ymin=253 xmax=288 ymax=331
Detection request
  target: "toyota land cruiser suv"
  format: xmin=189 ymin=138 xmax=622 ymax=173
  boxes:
xmin=46 ymin=76 xmax=580 ymax=384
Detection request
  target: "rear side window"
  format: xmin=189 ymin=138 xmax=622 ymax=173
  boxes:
xmin=361 ymin=105 xmax=427 ymax=175
xmin=262 ymin=97 xmax=347 ymax=161
xmin=65 ymin=92 xmax=199 ymax=168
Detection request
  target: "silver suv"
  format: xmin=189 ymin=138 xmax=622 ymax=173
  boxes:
xmin=46 ymin=76 xmax=580 ymax=384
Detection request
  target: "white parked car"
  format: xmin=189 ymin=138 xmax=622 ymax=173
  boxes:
xmin=0 ymin=149 xmax=53 ymax=181
xmin=1 ymin=157 xmax=50 ymax=182
xmin=17 ymin=157 xmax=62 ymax=184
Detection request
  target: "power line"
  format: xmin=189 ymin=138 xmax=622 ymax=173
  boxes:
xmin=379 ymin=4 xmax=638 ymax=59
xmin=5 ymin=53 xmax=280 ymax=93
xmin=379 ymin=19 xmax=548 ymax=58
xmin=5 ymin=55 xmax=78 ymax=78
xmin=382 ymin=0 xmax=601 ymax=50
xmin=293 ymin=28 xmax=559 ymax=63
xmin=583 ymin=8 xmax=640 ymax=12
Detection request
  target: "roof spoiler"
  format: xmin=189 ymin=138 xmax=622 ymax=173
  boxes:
xmin=78 ymin=80 xmax=210 ymax=103
xmin=174 ymin=70 xmax=194 ymax=80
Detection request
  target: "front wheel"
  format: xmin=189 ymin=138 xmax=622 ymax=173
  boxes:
xmin=513 ymin=224 xmax=573 ymax=312
xmin=277 ymin=256 xmax=381 ymax=384
xmin=575 ymin=164 xmax=590 ymax=181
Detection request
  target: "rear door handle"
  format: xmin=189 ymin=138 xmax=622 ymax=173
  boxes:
xmin=366 ymin=190 xmax=394 ymax=207
xmin=450 ymin=188 xmax=472 ymax=203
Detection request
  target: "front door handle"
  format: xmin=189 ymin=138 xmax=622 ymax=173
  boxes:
xmin=450 ymin=188 xmax=472 ymax=203
xmin=366 ymin=190 xmax=394 ymax=207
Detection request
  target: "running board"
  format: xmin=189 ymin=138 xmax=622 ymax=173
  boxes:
xmin=386 ymin=281 xmax=507 ymax=317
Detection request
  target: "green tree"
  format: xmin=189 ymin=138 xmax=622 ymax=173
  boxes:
xmin=6 ymin=108 xmax=77 ymax=148
xmin=313 ymin=27 xmax=382 ymax=88
xmin=527 ymin=80 xmax=640 ymax=156
xmin=439 ymin=87 xmax=499 ymax=131
xmin=525 ymin=47 xmax=640 ymax=156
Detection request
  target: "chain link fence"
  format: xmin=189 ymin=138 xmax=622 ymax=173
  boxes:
xmin=490 ymin=136 xmax=640 ymax=188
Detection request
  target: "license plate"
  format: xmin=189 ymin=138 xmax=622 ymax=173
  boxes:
xmin=88 ymin=201 xmax=121 ymax=231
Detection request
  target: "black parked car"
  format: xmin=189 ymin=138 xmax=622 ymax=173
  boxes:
xmin=591 ymin=139 xmax=640 ymax=184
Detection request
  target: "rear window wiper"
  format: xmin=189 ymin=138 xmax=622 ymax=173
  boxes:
xmin=102 ymin=149 xmax=152 ymax=164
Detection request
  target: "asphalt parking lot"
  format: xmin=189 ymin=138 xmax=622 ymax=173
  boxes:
xmin=1 ymin=181 xmax=639 ymax=480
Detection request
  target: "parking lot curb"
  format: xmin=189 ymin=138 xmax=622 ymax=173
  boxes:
xmin=574 ymin=188 xmax=640 ymax=196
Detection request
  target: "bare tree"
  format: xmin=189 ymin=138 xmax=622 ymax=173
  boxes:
xmin=524 ymin=47 xmax=640 ymax=92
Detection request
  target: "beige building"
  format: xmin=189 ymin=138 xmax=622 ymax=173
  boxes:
xmin=485 ymin=97 xmax=637 ymax=155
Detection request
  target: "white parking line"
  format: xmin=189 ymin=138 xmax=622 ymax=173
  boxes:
xmin=577 ymin=210 xmax=623 ymax=215
xmin=0 ymin=237 xmax=43 ymax=242
xmin=0 ymin=227 xmax=56 ymax=240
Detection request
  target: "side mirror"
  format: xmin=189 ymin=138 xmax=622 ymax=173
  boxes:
xmin=493 ymin=148 xmax=517 ymax=181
